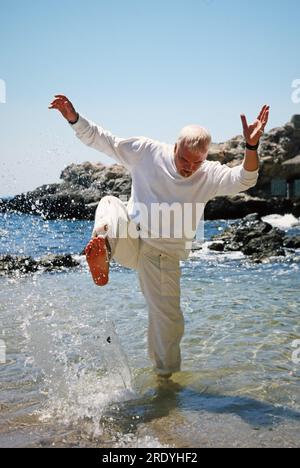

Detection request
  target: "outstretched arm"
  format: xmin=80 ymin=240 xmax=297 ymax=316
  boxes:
xmin=48 ymin=95 xmax=151 ymax=169
xmin=211 ymin=104 xmax=270 ymax=198
xmin=240 ymin=104 xmax=270 ymax=172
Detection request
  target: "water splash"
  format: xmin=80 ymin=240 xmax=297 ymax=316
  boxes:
xmin=21 ymin=303 xmax=135 ymax=436
xmin=262 ymin=214 xmax=300 ymax=230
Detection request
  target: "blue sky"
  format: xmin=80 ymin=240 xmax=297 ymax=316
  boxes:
xmin=0 ymin=0 xmax=299 ymax=196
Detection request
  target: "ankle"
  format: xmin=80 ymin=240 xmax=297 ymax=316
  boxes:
xmin=93 ymin=224 xmax=109 ymax=238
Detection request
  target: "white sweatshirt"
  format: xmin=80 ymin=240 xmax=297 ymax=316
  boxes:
xmin=70 ymin=115 xmax=259 ymax=260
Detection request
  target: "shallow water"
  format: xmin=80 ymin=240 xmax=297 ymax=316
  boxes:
xmin=0 ymin=212 xmax=300 ymax=447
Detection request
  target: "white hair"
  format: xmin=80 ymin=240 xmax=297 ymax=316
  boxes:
xmin=177 ymin=125 xmax=211 ymax=153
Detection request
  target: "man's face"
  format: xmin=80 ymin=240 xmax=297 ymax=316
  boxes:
xmin=174 ymin=143 xmax=208 ymax=178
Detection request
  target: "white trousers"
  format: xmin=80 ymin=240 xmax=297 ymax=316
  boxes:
xmin=93 ymin=196 xmax=184 ymax=376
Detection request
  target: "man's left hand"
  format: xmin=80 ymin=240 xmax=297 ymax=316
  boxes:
xmin=240 ymin=104 xmax=270 ymax=146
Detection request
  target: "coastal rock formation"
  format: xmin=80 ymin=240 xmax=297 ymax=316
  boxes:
xmin=208 ymin=213 xmax=299 ymax=263
xmin=205 ymin=194 xmax=300 ymax=220
xmin=0 ymin=162 xmax=131 ymax=220
xmin=1 ymin=115 xmax=300 ymax=220
xmin=0 ymin=254 xmax=80 ymax=276
xmin=0 ymin=255 xmax=38 ymax=275
xmin=283 ymin=236 xmax=300 ymax=249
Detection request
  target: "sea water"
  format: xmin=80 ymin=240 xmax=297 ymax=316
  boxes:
xmin=0 ymin=211 xmax=300 ymax=447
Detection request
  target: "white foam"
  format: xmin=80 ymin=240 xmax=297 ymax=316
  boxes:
xmin=262 ymin=214 xmax=300 ymax=230
xmin=22 ymin=312 xmax=136 ymax=437
xmin=190 ymin=241 xmax=245 ymax=262
xmin=40 ymin=370 xmax=136 ymax=437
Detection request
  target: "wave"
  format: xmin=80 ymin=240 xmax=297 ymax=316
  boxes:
xmin=262 ymin=214 xmax=300 ymax=230
xmin=190 ymin=241 xmax=245 ymax=262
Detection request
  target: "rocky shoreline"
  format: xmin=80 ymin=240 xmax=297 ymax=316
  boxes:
xmin=208 ymin=213 xmax=300 ymax=263
xmin=1 ymin=164 xmax=300 ymax=222
xmin=1 ymin=188 xmax=300 ymax=222
xmin=0 ymin=254 xmax=81 ymax=276
xmin=1 ymin=115 xmax=300 ymax=221
xmin=1 ymin=213 xmax=299 ymax=276
xmin=0 ymin=162 xmax=132 ymax=221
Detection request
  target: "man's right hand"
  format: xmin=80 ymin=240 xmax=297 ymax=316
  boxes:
xmin=48 ymin=95 xmax=78 ymax=123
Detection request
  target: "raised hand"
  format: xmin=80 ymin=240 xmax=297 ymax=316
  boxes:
xmin=48 ymin=95 xmax=78 ymax=123
xmin=240 ymin=105 xmax=270 ymax=146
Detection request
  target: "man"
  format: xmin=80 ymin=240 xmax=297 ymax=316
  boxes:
xmin=49 ymin=95 xmax=269 ymax=378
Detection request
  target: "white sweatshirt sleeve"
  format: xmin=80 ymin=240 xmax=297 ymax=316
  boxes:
xmin=211 ymin=162 xmax=259 ymax=197
xmin=69 ymin=114 xmax=151 ymax=169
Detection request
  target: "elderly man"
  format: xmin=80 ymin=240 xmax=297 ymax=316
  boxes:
xmin=49 ymin=95 xmax=269 ymax=378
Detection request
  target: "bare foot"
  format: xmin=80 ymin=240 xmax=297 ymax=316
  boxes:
xmin=85 ymin=237 xmax=110 ymax=286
